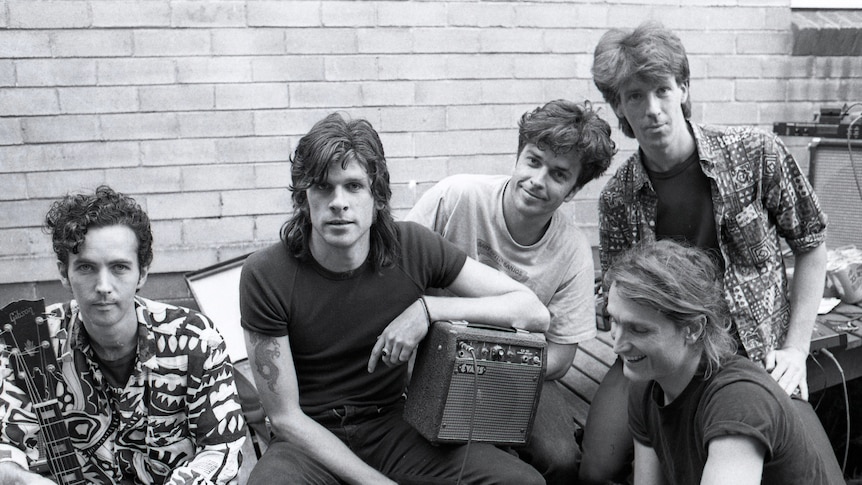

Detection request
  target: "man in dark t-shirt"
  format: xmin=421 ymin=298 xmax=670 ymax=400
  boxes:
xmin=580 ymin=22 xmax=828 ymax=484
xmin=239 ymin=113 xmax=550 ymax=485
xmin=608 ymin=241 xmax=843 ymax=485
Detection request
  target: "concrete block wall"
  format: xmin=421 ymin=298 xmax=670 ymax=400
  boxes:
xmin=1 ymin=0 xmax=861 ymax=304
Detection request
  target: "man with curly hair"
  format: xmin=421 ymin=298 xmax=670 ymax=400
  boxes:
xmin=406 ymin=99 xmax=616 ymax=484
xmin=0 ymin=186 xmax=246 ymax=485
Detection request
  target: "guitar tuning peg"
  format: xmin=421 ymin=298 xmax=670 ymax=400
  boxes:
xmin=56 ymin=328 xmax=68 ymax=340
xmin=59 ymin=351 xmax=74 ymax=363
xmin=41 ymin=340 xmax=50 ymax=349
xmin=35 ymin=316 xmax=46 ymax=324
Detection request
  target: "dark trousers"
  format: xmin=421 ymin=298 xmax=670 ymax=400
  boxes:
xmin=247 ymin=401 xmax=545 ymax=485
xmin=510 ymin=381 xmax=580 ymax=485
xmin=578 ymin=358 xmax=633 ymax=484
xmin=792 ymin=398 xmax=846 ymax=483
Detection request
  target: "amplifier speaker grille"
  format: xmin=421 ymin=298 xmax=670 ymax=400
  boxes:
xmin=808 ymin=139 xmax=862 ymax=249
xmin=438 ymin=360 xmax=543 ymax=442
xmin=404 ymin=321 xmax=546 ymax=446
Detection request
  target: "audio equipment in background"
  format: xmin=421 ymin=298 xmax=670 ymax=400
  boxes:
xmin=774 ymin=105 xmax=862 ymax=140
xmin=810 ymin=320 xmax=850 ymax=353
xmin=773 ymin=121 xmax=862 ymax=140
xmin=807 ymin=138 xmax=862 ymax=250
xmin=404 ymin=320 xmax=546 ymax=446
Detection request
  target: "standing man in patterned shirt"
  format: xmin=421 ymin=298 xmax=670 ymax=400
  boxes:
xmin=578 ymin=21 xmax=828 ymax=484
xmin=406 ymin=99 xmax=615 ymax=484
xmin=0 ymin=186 xmax=246 ymax=485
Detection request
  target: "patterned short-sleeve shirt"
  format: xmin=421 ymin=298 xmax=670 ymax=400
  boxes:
xmin=0 ymin=296 xmax=246 ymax=484
xmin=599 ymin=122 xmax=827 ymax=361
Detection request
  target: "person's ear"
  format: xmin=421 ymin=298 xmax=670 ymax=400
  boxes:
xmin=685 ymin=316 xmax=706 ymax=343
xmin=372 ymin=200 xmax=385 ymax=223
xmin=57 ymin=261 xmax=71 ymax=290
xmin=136 ymin=265 xmax=149 ymax=292
xmin=612 ymin=103 xmax=626 ymax=121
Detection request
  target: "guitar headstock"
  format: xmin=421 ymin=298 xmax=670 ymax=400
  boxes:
xmin=1 ymin=299 xmax=60 ymax=403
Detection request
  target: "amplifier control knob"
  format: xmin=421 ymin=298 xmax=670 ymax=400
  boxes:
xmin=490 ymin=345 xmax=504 ymax=361
xmin=531 ymin=356 xmax=541 ymax=365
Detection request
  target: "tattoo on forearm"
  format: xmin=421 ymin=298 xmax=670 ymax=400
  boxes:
xmin=249 ymin=333 xmax=281 ymax=394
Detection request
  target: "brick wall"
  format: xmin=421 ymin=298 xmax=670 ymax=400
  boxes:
xmin=1 ymin=1 xmax=861 ymax=303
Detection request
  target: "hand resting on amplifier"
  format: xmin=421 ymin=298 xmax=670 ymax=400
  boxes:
xmin=240 ymin=113 xmax=548 ymax=485
xmin=369 ymin=298 xmax=430 ymax=371
xmin=369 ymin=257 xmax=549 ymax=373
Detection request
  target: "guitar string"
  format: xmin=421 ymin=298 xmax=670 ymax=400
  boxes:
xmin=5 ymin=333 xmax=74 ymax=483
xmin=3 ymin=324 xmax=81 ymax=484
xmin=32 ymin=315 xmax=80 ymax=483
xmin=36 ymin=314 xmax=85 ymax=485
xmin=6 ymin=342 xmax=70 ymax=481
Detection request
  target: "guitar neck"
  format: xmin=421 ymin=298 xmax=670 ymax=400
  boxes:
xmin=0 ymin=298 xmax=88 ymax=485
xmin=32 ymin=400 xmax=88 ymax=485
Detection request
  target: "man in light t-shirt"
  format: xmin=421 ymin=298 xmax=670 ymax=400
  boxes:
xmin=406 ymin=99 xmax=616 ymax=484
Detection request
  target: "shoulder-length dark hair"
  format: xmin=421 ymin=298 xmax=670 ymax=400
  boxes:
xmin=281 ymin=112 xmax=399 ymax=270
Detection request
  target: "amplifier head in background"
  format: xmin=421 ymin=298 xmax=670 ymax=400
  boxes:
xmin=808 ymin=139 xmax=862 ymax=250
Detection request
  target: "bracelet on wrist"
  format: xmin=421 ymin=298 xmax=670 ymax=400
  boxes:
xmin=418 ymin=296 xmax=432 ymax=328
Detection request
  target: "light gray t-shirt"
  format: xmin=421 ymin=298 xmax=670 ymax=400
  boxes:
xmin=405 ymin=173 xmax=597 ymax=345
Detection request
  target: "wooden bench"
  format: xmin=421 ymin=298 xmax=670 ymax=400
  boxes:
xmin=559 ymin=330 xmax=615 ymax=428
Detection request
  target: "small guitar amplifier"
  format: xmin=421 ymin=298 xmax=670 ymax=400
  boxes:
xmin=404 ymin=320 xmax=546 ymax=446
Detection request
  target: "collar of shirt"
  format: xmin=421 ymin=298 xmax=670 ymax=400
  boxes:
xmin=67 ymin=296 xmax=159 ymax=370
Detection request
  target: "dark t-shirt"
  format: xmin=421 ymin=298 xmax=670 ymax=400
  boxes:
xmin=646 ymin=149 xmax=724 ymax=271
xmin=629 ymin=355 xmax=843 ymax=484
xmin=239 ymin=221 xmax=467 ymax=416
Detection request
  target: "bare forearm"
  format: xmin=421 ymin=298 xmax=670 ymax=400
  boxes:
xmin=272 ymin=414 xmax=395 ymax=485
xmin=423 ymin=292 xmax=550 ymax=333
xmin=784 ymin=244 xmax=827 ymax=353
xmin=244 ymin=330 xmax=395 ymax=485
xmin=545 ymin=342 xmax=577 ymax=380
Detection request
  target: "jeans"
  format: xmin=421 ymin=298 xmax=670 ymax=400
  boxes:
xmin=247 ymin=401 xmax=545 ymax=485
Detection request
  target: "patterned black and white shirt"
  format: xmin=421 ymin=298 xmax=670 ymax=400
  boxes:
xmin=599 ymin=122 xmax=828 ymax=361
xmin=0 ymin=296 xmax=246 ymax=484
